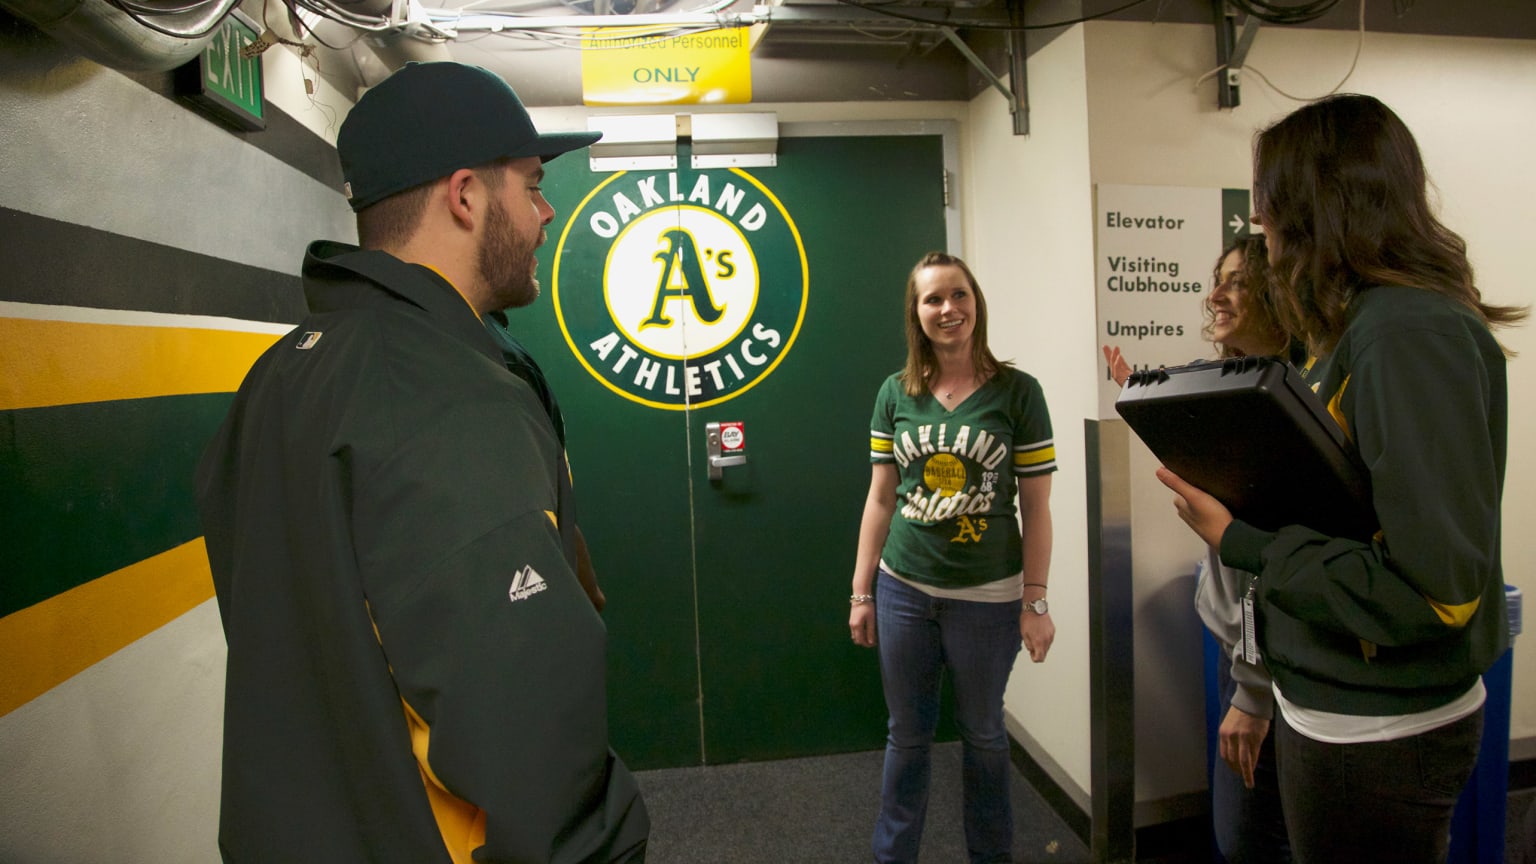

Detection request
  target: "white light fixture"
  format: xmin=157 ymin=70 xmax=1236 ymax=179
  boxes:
xmin=587 ymin=114 xmax=678 ymax=172
xmin=690 ymin=113 xmax=778 ymax=169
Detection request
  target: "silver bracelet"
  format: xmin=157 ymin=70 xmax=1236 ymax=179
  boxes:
xmin=850 ymin=594 xmax=874 ymax=606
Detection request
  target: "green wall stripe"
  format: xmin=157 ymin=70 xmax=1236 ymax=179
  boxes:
xmin=1 ymin=393 xmax=232 ymax=617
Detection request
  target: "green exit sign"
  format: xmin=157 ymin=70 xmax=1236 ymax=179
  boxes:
xmin=175 ymin=10 xmax=266 ymax=131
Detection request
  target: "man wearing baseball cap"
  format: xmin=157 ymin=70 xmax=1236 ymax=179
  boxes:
xmin=196 ymin=62 xmax=649 ymax=863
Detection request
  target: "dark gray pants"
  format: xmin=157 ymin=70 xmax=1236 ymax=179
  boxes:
xmin=1275 ymin=705 xmax=1483 ymax=864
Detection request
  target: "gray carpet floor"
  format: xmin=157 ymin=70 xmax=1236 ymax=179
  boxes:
xmin=635 ymin=744 xmax=1536 ymax=864
xmin=634 ymin=743 xmax=1090 ymax=864
xmin=1510 ymin=786 xmax=1536 ymax=864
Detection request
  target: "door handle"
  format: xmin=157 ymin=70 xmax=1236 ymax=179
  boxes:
xmin=704 ymin=421 xmax=747 ymax=481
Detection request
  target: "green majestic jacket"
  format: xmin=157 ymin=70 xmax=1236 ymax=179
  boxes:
xmin=196 ymin=242 xmax=648 ymax=863
xmin=1221 ymin=284 xmax=1509 ymax=716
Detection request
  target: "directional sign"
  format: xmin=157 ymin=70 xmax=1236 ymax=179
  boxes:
xmin=1095 ymin=185 xmax=1251 ymax=419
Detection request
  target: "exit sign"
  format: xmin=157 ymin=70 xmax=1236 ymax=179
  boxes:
xmin=175 ymin=10 xmax=265 ymax=131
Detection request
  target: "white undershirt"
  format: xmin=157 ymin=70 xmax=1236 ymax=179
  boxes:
xmin=1274 ymin=678 xmax=1485 ymax=744
xmin=880 ymin=559 xmax=1024 ymax=603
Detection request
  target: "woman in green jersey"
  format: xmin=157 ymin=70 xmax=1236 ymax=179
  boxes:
xmin=1159 ymin=94 xmax=1526 ymax=864
xmin=850 ymin=251 xmax=1058 ymax=864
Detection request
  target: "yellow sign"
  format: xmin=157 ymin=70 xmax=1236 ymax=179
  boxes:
xmin=581 ymin=26 xmax=752 ymax=106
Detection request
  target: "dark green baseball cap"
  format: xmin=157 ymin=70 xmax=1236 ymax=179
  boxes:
xmin=337 ymin=61 xmax=601 ymax=212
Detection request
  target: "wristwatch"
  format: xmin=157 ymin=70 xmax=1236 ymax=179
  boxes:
xmin=1024 ymin=597 xmax=1049 ymax=615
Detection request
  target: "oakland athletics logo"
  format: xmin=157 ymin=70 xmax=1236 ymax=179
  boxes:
xmin=553 ymin=167 xmax=808 ymax=409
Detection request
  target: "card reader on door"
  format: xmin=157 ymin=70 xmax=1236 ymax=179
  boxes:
xmin=705 ymin=421 xmax=747 ymax=481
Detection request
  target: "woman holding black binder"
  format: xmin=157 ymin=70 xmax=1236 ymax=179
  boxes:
xmin=1158 ymin=94 xmax=1526 ymax=864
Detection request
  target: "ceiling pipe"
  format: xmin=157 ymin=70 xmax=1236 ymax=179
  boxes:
xmin=361 ymin=28 xmax=453 ymax=79
xmin=0 ymin=0 xmax=239 ymax=71
xmin=330 ymin=0 xmax=390 ymax=16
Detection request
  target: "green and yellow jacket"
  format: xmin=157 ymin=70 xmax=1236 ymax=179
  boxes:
xmin=1221 ymin=284 xmax=1509 ymax=716
xmin=196 ymin=241 xmax=648 ymax=863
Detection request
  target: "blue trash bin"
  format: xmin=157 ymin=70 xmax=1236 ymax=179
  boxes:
xmin=1448 ymin=584 xmax=1521 ymax=863
xmin=1202 ymin=626 xmax=1225 ymax=860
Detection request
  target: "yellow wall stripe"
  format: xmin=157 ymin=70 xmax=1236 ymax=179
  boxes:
xmin=0 ymin=538 xmax=216 ymax=717
xmin=0 ymin=317 xmax=283 ymax=410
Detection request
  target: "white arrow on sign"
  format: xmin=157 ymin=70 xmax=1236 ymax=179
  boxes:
xmin=1228 ymin=214 xmax=1246 ymax=235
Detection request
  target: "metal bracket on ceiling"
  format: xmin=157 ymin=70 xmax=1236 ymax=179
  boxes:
xmin=1213 ymin=0 xmax=1262 ymax=109
xmin=938 ymin=25 xmax=1028 ymax=136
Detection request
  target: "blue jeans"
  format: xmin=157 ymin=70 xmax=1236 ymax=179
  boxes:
xmin=1275 ymin=704 xmax=1483 ymax=864
xmin=1210 ymin=658 xmax=1290 ymax=864
xmin=872 ymin=571 xmax=1023 ymax=864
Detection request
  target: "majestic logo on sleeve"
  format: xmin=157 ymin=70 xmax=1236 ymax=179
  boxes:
xmin=552 ymin=168 xmax=808 ymax=410
xmin=508 ymin=565 xmax=548 ymax=603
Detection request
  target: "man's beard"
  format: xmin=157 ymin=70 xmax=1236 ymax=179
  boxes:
xmin=478 ymin=196 xmax=542 ymax=311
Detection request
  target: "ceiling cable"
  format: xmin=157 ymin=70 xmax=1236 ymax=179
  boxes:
xmin=105 ymin=0 xmax=241 ymax=38
xmin=1226 ymin=0 xmax=1341 ymax=25
xmin=1196 ymin=0 xmax=1365 ymax=102
xmin=828 ymin=0 xmax=1157 ymax=32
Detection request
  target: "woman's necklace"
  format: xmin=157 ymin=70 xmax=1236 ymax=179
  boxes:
xmin=939 ymin=375 xmax=972 ymax=402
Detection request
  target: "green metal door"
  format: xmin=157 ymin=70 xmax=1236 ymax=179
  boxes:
xmin=518 ymin=130 xmax=950 ymax=768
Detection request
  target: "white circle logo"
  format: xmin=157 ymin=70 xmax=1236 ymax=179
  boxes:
xmin=605 ymin=206 xmax=759 ymax=360
xmin=553 ymin=168 xmax=808 ymax=410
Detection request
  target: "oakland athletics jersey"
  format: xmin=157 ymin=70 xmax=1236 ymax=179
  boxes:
xmin=869 ymin=367 xmax=1056 ymax=589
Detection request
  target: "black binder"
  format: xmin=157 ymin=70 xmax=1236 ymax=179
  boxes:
xmin=1114 ymin=356 xmax=1378 ymax=540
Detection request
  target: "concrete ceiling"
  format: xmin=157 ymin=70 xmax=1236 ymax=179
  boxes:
xmin=1102 ymin=0 xmax=1536 ymax=41
xmin=389 ymin=0 xmax=1007 ymax=105
xmin=15 ymin=0 xmax=1526 ymax=106
xmin=339 ymin=0 xmax=1536 ymax=107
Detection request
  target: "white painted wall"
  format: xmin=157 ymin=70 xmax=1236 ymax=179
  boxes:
xmin=0 ymin=604 xmax=226 ymax=864
xmin=959 ymin=27 xmax=1099 ymax=807
xmin=1082 ymin=19 xmax=1536 ymax=800
xmin=261 ymin=39 xmax=353 ymax=145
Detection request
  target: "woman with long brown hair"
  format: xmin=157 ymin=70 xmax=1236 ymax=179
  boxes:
xmin=850 ymin=251 xmax=1057 ymax=863
xmin=1107 ymin=232 xmax=1296 ymax=864
xmin=1158 ymin=94 xmax=1525 ymax=863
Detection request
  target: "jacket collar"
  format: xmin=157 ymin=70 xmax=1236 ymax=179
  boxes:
xmin=302 ymin=240 xmax=502 ymax=366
